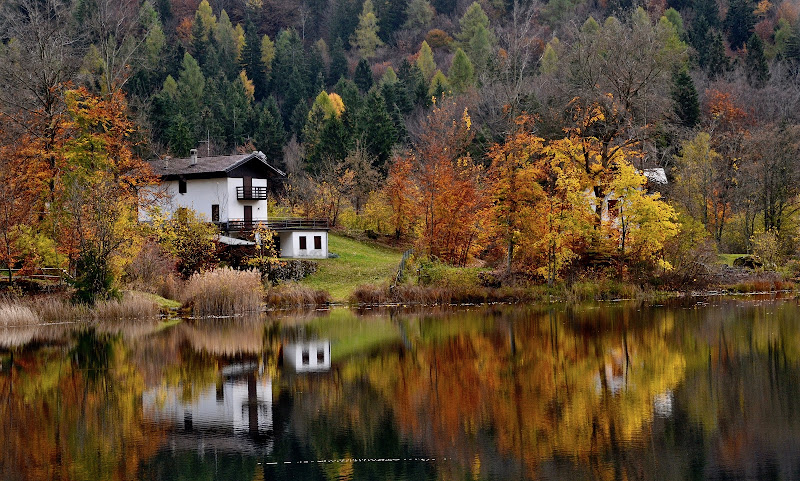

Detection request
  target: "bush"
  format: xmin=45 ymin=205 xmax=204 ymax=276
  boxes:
xmin=247 ymin=258 xmax=318 ymax=285
xmin=124 ymin=241 xmax=178 ymax=292
xmin=182 ymin=267 xmax=263 ymax=316
xmin=416 ymin=258 xmax=483 ymax=288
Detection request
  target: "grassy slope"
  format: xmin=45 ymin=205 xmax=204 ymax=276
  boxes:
xmin=300 ymin=234 xmax=403 ymax=302
xmin=718 ymin=254 xmax=748 ymax=266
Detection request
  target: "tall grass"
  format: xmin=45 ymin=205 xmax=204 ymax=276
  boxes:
xmin=5 ymin=292 xmax=161 ymax=323
xmin=350 ymin=284 xmax=550 ymax=306
xmin=265 ymin=282 xmax=331 ymax=308
xmin=182 ymin=267 xmax=263 ymax=316
xmin=0 ymin=302 xmax=39 ymax=326
xmin=93 ymin=292 xmax=160 ymax=319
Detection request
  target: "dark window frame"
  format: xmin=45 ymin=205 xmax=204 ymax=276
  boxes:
xmin=314 ymin=235 xmax=322 ymax=250
xmin=211 ymin=204 xmax=220 ymax=223
xmin=299 ymin=236 xmax=307 ymax=250
xmin=178 ymin=179 xmax=187 ymax=194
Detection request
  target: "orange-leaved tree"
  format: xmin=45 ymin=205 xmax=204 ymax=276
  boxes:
xmin=55 ymin=88 xmax=155 ymax=302
xmin=488 ymin=122 xmax=593 ymax=283
xmin=408 ymin=97 xmax=484 ymax=266
xmin=0 ymin=116 xmax=51 ymax=282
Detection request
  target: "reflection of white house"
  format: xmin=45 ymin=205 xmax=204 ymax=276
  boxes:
xmin=141 ymin=149 xmax=329 ymax=259
xmin=142 ymin=365 xmax=273 ymax=454
xmin=283 ymin=341 xmax=331 ymax=372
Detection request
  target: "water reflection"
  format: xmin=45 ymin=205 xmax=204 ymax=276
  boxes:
xmin=143 ymin=364 xmax=273 ymax=455
xmin=1 ymin=299 xmax=800 ymax=480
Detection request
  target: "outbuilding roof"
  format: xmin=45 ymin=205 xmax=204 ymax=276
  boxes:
xmin=150 ymin=151 xmax=286 ymax=180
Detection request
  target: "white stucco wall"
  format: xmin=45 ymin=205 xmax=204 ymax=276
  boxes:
xmin=278 ymin=231 xmax=328 ymax=259
xmin=138 ymin=177 xmax=268 ymax=222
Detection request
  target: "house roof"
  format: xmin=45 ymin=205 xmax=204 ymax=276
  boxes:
xmin=643 ymin=168 xmax=667 ymax=185
xmin=150 ymin=151 xmax=286 ymax=180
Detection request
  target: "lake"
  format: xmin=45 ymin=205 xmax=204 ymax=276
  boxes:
xmin=2 ymin=296 xmax=800 ymax=480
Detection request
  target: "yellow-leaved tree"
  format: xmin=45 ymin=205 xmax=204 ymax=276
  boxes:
xmin=608 ymin=161 xmax=679 ymax=268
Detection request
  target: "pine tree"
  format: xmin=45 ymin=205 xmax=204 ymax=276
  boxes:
xmin=240 ymin=22 xmax=267 ymax=100
xmin=416 ymin=40 xmax=436 ymax=81
xmin=671 ymin=69 xmax=700 ymax=127
xmin=177 ymin=53 xmax=205 ymax=138
xmin=261 ymin=34 xmax=275 ymax=76
xmin=215 ymin=10 xmax=240 ymax=78
xmin=329 ymin=37 xmax=348 ymax=85
xmin=448 ymin=48 xmax=474 ymax=93
xmin=354 ymin=58 xmax=373 ymax=92
xmin=354 ymin=90 xmax=397 ymax=174
xmin=540 ymin=42 xmax=558 ymax=75
xmin=725 ymin=0 xmax=755 ymax=50
xmin=745 ymin=33 xmax=770 ymax=88
xmin=705 ymin=30 xmax=730 ymax=79
xmin=351 ymin=0 xmax=384 ymax=58
xmin=334 ymin=77 xmax=364 ymax=113
xmin=456 ymin=2 xmax=494 ymax=73
xmin=428 ymin=70 xmax=450 ymax=98
xmin=405 ymin=0 xmax=435 ymax=31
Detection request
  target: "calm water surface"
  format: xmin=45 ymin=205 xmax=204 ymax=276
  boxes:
xmin=2 ymin=297 xmax=800 ymax=480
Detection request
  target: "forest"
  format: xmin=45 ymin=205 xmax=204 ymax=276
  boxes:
xmin=2 ymin=0 xmax=800 ymax=299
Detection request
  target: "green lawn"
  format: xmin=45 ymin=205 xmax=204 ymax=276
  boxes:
xmin=300 ymin=234 xmax=403 ymax=302
xmin=718 ymin=254 xmax=748 ymax=266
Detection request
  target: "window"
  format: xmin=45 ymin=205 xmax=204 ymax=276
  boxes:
xmin=178 ymin=179 xmax=187 ymax=194
xmin=211 ymin=204 xmax=220 ymax=223
xmin=317 ymin=349 xmax=325 ymax=363
xmin=314 ymin=235 xmax=322 ymax=250
xmin=299 ymin=236 xmax=307 ymax=250
xmin=302 ymin=350 xmax=310 ymax=365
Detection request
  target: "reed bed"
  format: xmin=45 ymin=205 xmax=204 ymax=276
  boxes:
xmin=92 ymin=292 xmax=160 ymax=320
xmin=0 ymin=302 xmax=40 ymax=326
xmin=350 ymin=284 xmax=549 ymax=306
xmin=264 ymin=282 xmax=331 ymax=308
xmin=182 ymin=267 xmax=263 ymax=316
xmin=5 ymin=292 xmax=161 ymax=323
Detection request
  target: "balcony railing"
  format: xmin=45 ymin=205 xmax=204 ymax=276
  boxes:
xmin=236 ymin=186 xmax=268 ymax=200
xmin=217 ymin=218 xmax=329 ymax=232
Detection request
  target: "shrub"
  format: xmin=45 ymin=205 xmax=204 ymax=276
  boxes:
xmin=425 ymin=29 xmax=453 ymax=49
xmin=182 ymin=267 xmax=263 ymax=316
xmin=125 ymin=241 xmax=178 ymax=292
xmin=247 ymin=258 xmax=318 ymax=285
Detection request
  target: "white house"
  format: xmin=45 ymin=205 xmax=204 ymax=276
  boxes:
xmin=142 ymin=149 xmax=329 ymax=259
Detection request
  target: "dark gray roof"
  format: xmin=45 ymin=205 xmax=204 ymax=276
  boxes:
xmin=150 ymin=151 xmax=285 ymax=179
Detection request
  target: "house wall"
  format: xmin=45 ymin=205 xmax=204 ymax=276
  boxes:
xmin=138 ymin=177 xmax=268 ymax=222
xmin=278 ymin=231 xmax=328 ymax=259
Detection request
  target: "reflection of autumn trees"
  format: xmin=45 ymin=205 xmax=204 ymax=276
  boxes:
xmin=0 ymin=330 xmax=163 ymax=481
xmin=347 ymin=307 xmax=687 ymax=479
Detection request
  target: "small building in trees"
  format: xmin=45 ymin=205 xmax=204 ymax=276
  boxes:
xmin=141 ymin=149 xmax=329 ymax=259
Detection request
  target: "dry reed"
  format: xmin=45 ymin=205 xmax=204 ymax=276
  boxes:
xmin=264 ymin=282 xmax=330 ymax=308
xmin=350 ymin=284 xmax=547 ymax=306
xmin=182 ymin=267 xmax=264 ymax=316
xmin=0 ymin=302 xmax=40 ymax=326
xmin=92 ymin=292 xmax=160 ymax=320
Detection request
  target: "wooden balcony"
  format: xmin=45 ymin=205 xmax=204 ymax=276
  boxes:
xmin=236 ymin=186 xmax=268 ymax=200
xmin=216 ymin=218 xmax=329 ymax=232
